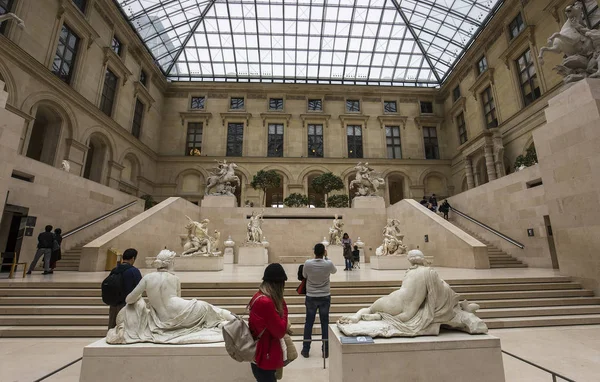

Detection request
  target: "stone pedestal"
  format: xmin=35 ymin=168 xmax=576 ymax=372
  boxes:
xmin=238 ymin=246 xmax=267 ymax=266
xmin=328 ymin=326 xmax=505 ymax=382
xmin=201 ymin=195 xmax=237 ymax=208
xmin=80 ymin=339 xmax=253 ymax=382
xmin=352 ymin=196 xmax=385 ymax=209
xmin=370 ymin=255 xmax=410 ymax=270
xmin=174 ymin=256 xmax=224 ymax=271
xmin=326 ymin=245 xmax=345 ymax=266
xmin=223 ymin=247 xmax=234 ymax=264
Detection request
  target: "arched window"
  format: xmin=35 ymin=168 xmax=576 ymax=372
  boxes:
xmin=387 ymin=174 xmax=405 ymax=205
xmin=307 ymin=173 xmax=325 ymax=208
xmin=83 ymin=134 xmax=110 ymax=184
xmin=26 ymin=105 xmax=63 ymax=166
xmin=265 ymin=173 xmax=284 ymax=208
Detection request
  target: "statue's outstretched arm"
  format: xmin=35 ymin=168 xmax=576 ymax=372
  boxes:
xmin=125 ymin=277 xmax=147 ymax=304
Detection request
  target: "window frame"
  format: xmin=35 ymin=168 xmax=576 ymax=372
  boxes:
xmin=452 ymin=86 xmax=461 ymax=103
xmin=0 ymin=0 xmax=15 ymax=34
xmin=111 ymin=35 xmax=123 ymax=57
xmin=185 ymin=122 xmax=203 ymax=156
xmin=268 ymin=98 xmax=284 ymax=111
xmin=583 ymin=0 xmax=600 ymax=29
xmin=383 ymin=100 xmax=398 ymax=114
xmin=423 ymin=126 xmax=440 ymax=160
xmin=346 ymin=125 xmax=364 ymax=159
xmin=420 ymin=101 xmax=434 ymax=114
xmin=229 ymin=96 xmax=245 ymax=111
xmin=307 ymin=124 xmax=324 ymax=158
xmin=72 ymin=0 xmax=87 ymax=14
xmin=226 ymin=122 xmax=244 ymax=157
xmin=307 ymin=98 xmax=323 ymax=112
xmin=456 ymin=112 xmax=468 ymax=145
xmin=140 ymin=69 xmax=148 ymax=87
xmin=267 ymin=123 xmax=284 ymax=157
xmin=190 ymin=96 xmax=206 ymax=111
xmin=131 ymin=98 xmax=144 ymax=139
xmin=516 ymin=49 xmax=541 ymax=107
xmin=345 ymin=99 xmax=361 ymax=113
xmin=385 ymin=125 xmax=402 ymax=159
xmin=481 ymin=86 xmax=498 ymax=128
xmin=508 ymin=12 xmax=525 ymax=40
xmin=477 ymin=56 xmax=488 ymax=76
xmin=51 ymin=23 xmax=81 ymax=84
xmin=99 ymin=68 xmax=119 ymax=117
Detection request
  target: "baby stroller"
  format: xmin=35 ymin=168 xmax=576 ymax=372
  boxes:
xmin=352 ymin=246 xmax=360 ymax=269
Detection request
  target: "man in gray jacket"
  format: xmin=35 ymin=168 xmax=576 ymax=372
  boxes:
xmin=301 ymin=243 xmax=337 ymax=358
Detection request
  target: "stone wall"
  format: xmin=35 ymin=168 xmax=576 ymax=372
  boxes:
xmin=447 ymin=165 xmax=553 ymax=268
xmin=387 ymin=199 xmax=489 ymax=269
xmin=534 ymin=79 xmax=600 ymax=294
xmin=0 ymin=83 xmax=23 ymax=219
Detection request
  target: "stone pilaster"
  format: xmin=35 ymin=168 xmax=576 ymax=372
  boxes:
xmin=464 ymin=157 xmax=475 ymax=189
xmin=484 ymin=144 xmax=498 ymax=181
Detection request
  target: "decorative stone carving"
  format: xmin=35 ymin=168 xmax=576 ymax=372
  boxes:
xmin=0 ymin=13 xmax=25 ymax=29
xmin=245 ymin=209 xmax=265 ymax=245
xmin=321 ymin=237 xmax=330 ymax=247
xmin=337 ymin=250 xmax=488 ymax=337
xmin=375 ymin=219 xmax=407 ymax=257
xmin=539 ymin=2 xmax=599 ymax=84
xmin=205 ymin=160 xmax=240 ymax=196
xmin=61 ymin=160 xmax=70 ymax=172
xmin=180 ymin=216 xmax=222 ymax=257
xmin=224 ymin=235 xmax=235 ymax=248
xmin=106 ymin=249 xmax=235 ymax=344
xmin=350 ymin=162 xmax=385 ymax=196
xmin=189 ymin=148 xmax=201 ymax=156
xmin=328 ymin=214 xmax=344 ymax=245
xmin=355 ymin=237 xmax=365 ymax=249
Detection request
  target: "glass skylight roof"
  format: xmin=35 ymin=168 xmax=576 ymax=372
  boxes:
xmin=116 ymin=0 xmax=502 ymax=86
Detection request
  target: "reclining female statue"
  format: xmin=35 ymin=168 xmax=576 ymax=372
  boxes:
xmin=106 ymin=249 xmax=235 ymax=344
xmin=338 ymin=249 xmax=487 ymax=337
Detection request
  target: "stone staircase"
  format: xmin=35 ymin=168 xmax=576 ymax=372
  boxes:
xmin=1 ymin=276 xmax=599 ymax=337
xmin=451 ymin=221 xmax=527 ymax=268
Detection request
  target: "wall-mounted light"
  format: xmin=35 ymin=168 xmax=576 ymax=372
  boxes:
xmin=424 ymin=234 xmax=429 ymax=243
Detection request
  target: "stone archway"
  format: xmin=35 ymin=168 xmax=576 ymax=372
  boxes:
xmin=121 ymin=154 xmax=140 ymax=186
xmin=306 ymin=172 xmax=325 ymax=208
xmin=265 ymin=172 xmax=284 ymax=208
xmin=25 ymin=105 xmax=63 ymax=166
xmin=83 ymin=133 xmax=112 ymax=185
xmin=387 ymin=173 xmax=405 ymax=205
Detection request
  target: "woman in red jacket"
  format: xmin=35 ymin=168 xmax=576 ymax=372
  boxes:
xmin=249 ymin=263 xmax=289 ymax=382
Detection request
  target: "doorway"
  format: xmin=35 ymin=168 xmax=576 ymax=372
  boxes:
xmin=0 ymin=205 xmax=29 ymax=271
xmin=544 ymin=215 xmax=559 ymax=269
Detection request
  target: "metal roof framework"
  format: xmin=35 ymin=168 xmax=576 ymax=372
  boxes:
xmin=115 ymin=0 xmax=503 ymax=86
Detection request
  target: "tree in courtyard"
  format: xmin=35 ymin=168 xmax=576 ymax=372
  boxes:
xmin=326 ymin=194 xmax=350 ymax=208
xmin=311 ymin=172 xmax=344 ymax=208
xmin=251 ymin=170 xmax=281 ymax=207
xmin=514 ymin=145 xmax=538 ymax=170
xmin=283 ymin=193 xmax=309 ymax=208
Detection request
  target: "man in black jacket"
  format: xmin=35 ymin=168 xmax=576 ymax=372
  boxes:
xmin=108 ymin=248 xmax=142 ymax=329
xmin=27 ymin=225 xmax=55 ymax=275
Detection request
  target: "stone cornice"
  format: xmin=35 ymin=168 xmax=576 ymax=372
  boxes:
xmin=5 ymin=104 xmax=34 ymax=121
xmin=58 ymin=0 xmax=99 ymax=48
xmin=66 ymin=138 xmax=89 ymax=152
xmin=137 ymin=175 xmax=156 ymax=187
xmin=220 ymin=112 xmax=252 ymax=126
xmin=500 ymin=25 xmax=536 ymax=67
xmin=339 ymin=114 xmax=370 ymax=128
xmin=414 ymin=115 xmax=444 ymax=129
xmin=299 ymin=113 xmax=331 ymax=129
xmin=0 ymin=36 xmax=158 ymax=161
xmin=156 ymin=155 xmax=452 ymax=166
xmin=134 ymin=81 xmax=155 ymax=110
xmin=103 ymin=48 xmax=132 ymax=83
xmin=179 ymin=112 xmax=212 ymax=126
xmin=469 ymin=69 xmax=495 ymax=100
xmin=448 ymin=97 xmax=467 ymax=117
xmin=259 ymin=113 xmax=292 ymax=127
xmin=376 ymin=115 xmax=408 ymax=129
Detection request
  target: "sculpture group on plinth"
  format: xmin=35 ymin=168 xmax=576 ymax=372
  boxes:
xmin=350 ymin=162 xmax=385 ymax=197
xmin=181 ymin=216 xmax=221 ymax=257
xmin=337 ymin=250 xmax=487 ymax=337
xmin=245 ymin=209 xmax=265 ymax=245
xmin=239 ymin=210 xmax=268 ymax=265
xmin=328 ymin=214 xmax=344 ymax=245
xmin=205 ymin=160 xmax=240 ymax=196
xmin=539 ymin=1 xmax=600 ymax=84
xmin=107 ymin=249 xmax=235 ymax=344
xmin=375 ymin=219 xmax=407 ymax=257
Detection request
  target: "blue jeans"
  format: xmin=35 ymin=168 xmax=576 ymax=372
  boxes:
xmin=303 ymin=295 xmax=331 ymax=353
xmin=344 ymin=258 xmax=352 ymax=270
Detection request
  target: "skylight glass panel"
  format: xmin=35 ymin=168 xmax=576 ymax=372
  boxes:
xmin=116 ymin=0 xmax=502 ymax=86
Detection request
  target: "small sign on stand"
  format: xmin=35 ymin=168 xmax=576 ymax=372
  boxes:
xmin=340 ymin=336 xmax=374 ymax=344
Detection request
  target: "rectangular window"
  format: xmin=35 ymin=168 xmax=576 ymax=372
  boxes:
xmin=226 ymin=123 xmax=244 ymax=156
xmin=267 ymin=124 xmax=284 ymax=157
xmin=51 ymin=24 xmax=80 ymax=84
xmin=346 ymin=99 xmax=360 ymax=112
xmin=72 ymin=0 xmax=86 ymax=13
xmin=584 ymin=0 xmax=600 ymax=29
xmin=186 ymin=122 xmax=203 ymax=156
xmin=346 ymin=125 xmax=363 ymax=158
xmin=384 ymin=100 xmax=397 ymax=113
xmin=420 ymin=101 xmax=433 ymax=114
xmin=477 ymin=56 xmax=488 ymax=75
xmin=131 ymin=99 xmax=144 ymax=139
xmin=230 ymin=97 xmax=245 ymax=110
xmin=140 ymin=70 xmax=148 ymax=86
xmin=452 ymin=86 xmax=461 ymax=102
xmin=386 ymin=126 xmax=402 ymax=159
xmin=191 ymin=96 xmax=205 ymax=110
xmin=457 ymin=113 xmax=467 ymax=145
xmin=516 ymin=49 xmax=541 ymax=106
xmin=112 ymin=36 xmax=122 ymax=56
xmin=481 ymin=86 xmax=498 ymax=128
xmin=308 ymin=99 xmax=322 ymax=111
xmin=307 ymin=124 xmax=323 ymax=158
xmin=423 ymin=126 xmax=439 ymax=159
xmin=509 ymin=12 xmax=525 ymax=39
xmin=269 ymin=98 xmax=284 ymax=111
xmin=99 ymin=68 xmax=118 ymax=116
xmin=0 ymin=0 xmax=14 ymax=34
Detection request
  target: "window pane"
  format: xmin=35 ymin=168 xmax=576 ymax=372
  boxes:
xmin=420 ymin=101 xmax=433 ymax=113
xmin=269 ymin=98 xmax=284 ymax=110
xmin=227 ymin=123 xmax=243 ymax=156
xmin=112 ymin=36 xmax=122 ymax=56
xmin=51 ymin=24 xmax=80 ymax=84
xmin=132 ymin=99 xmax=144 ymax=139
xmin=308 ymin=99 xmax=322 ymax=111
xmin=267 ymin=124 xmax=284 ymax=157
xmin=100 ymin=69 xmax=118 ymax=116
xmin=72 ymin=0 xmax=86 ymax=13
xmin=186 ymin=122 xmax=203 ymax=155
xmin=191 ymin=96 xmax=205 ymax=109
xmin=346 ymin=100 xmax=360 ymax=112
xmin=384 ymin=101 xmax=397 ymax=113
xmin=230 ymin=97 xmax=245 ymax=109
xmin=307 ymin=124 xmax=323 ymax=158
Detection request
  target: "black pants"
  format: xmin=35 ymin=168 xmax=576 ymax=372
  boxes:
xmin=251 ymin=363 xmax=276 ymax=382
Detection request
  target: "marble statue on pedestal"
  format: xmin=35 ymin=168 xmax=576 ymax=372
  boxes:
xmin=106 ymin=250 xmax=235 ymax=344
xmin=205 ymin=160 xmax=240 ymax=196
xmin=350 ymin=162 xmax=385 ymax=196
xmin=375 ymin=219 xmax=407 ymax=257
xmin=337 ymin=250 xmax=487 ymax=337
xmin=328 ymin=214 xmax=344 ymax=245
xmin=538 ymin=1 xmax=600 ymax=84
xmin=61 ymin=160 xmax=70 ymax=172
xmin=180 ymin=216 xmax=222 ymax=256
xmin=245 ymin=209 xmax=265 ymax=245
xmin=0 ymin=13 xmax=25 ymax=28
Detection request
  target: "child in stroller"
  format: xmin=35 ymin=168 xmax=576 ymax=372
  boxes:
xmin=351 ymin=245 xmax=360 ymax=269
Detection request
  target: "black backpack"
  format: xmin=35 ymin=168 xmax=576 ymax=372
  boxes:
xmin=101 ymin=264 xmax=132 ymax=306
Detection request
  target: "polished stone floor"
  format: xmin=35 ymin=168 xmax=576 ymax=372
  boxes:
xmin=1 ymin=325 xmax=598 ymax=381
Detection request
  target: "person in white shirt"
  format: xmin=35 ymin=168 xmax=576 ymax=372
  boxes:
xmin=301 ymin=243 xmax=337 ymax=358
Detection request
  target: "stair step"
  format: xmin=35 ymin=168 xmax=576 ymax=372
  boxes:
xmin=490 ymin=264 xmax=528 ymax=268
xmin=484 ymin=314 xmax=600 ymax=328
xmin=0 ymin=325 xmax=108 ymax=338
xmin=477 ymin=305 xmax=600 ymax=318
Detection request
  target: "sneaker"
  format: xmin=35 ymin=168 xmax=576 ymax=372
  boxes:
xmin=26 ymin=271 xmax=31 ymax=275
xmin=43 ymin=271 xmax=53 ymax=275
xmin=301 ymin=350 xmax=309 ymax=358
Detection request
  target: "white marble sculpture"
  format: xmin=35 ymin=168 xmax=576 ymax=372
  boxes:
xmin=61 ymin=160 xmax=70 ymax=172
xmin=0 ymin=13 xmax=25 ymax=28
xmin=245 ymin=209 xmax=265 ymax=245
xmin=350 ymin=162 xmax=385 ymax=196
xmin=337 ymin=250 xmax=488 ymax=337
xmin=205 ymin=160 xmax=240 ymax=196
xmin=375 ymin=219 xmax=407 ymax=257
xmin=106 ymin=249 xmax=235 ymax=344
xmin=180 ymin=216 xmax=222 ymax=256
xmin=538 ymin=1 xmax=600 ymax=84
xmin=328 ymin=214 xmax=344 ymax=245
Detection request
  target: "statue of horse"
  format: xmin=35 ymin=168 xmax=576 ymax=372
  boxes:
xmin=205 ymin=163 xmax=240 ymax=195
xmin=539 ymin=2 xmax=593 ymax=65
xmin=350 ymin=171 xmax=385 ymax=196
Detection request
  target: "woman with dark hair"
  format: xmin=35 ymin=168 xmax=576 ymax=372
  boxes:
xmin=249 ymin=263 xmax=289 ymax=382
xmin=50 ymin=228 xmax=62 ymax=270
xmin=342 ymin=233 xmax=353 ymax=271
